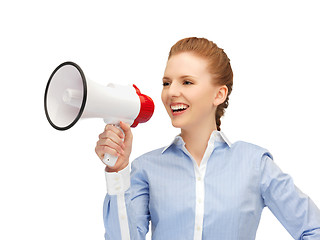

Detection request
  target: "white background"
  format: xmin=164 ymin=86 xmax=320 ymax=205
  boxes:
xmin=1 ymin=0 xmax=319 ymax=239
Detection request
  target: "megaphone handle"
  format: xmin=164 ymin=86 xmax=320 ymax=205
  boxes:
xmin=102 ymin=125 xmax=124 ymax=167
xmin=103 ymin=154 xmax=118 ymax=167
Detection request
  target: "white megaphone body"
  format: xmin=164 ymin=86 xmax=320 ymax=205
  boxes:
xmin=44 ymin=61 xmax=154 ymax=167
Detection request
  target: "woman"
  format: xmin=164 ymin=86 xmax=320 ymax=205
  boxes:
xmin=95 ymin=37 xmax=320 ymax=240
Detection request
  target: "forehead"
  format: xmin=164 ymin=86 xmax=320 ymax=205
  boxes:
xmin=164 ymin=52 xmax=209 ymax=77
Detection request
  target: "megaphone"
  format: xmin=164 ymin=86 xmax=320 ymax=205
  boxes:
xmin=44 ymin=61 xmax=154 ymax=167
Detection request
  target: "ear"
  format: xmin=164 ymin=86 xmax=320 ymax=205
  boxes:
xmin=213 ymin=85 xmax=228 ymax=106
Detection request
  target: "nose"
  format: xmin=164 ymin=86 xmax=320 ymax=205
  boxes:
xmin=167 ymin=81 xmax=181 ymax=98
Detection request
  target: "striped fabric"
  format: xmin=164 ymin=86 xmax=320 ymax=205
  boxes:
xmin=103 ymin=131 xmax=320 ymax=240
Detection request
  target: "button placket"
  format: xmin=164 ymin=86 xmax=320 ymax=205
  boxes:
xmin=179 ymin=135 xmax=219 ymax=240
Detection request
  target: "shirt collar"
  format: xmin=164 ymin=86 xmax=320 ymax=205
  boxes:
xmin=161 ymin=130 xmax=232 ymax=154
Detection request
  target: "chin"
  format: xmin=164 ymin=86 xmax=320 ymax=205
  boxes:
xmin=170 ymin=119 xmax=181 ymax=128
xmin=171 ymin=119 xmax=189 ymax=130
xmin=171 ymin=123 xmax=181 ymax=129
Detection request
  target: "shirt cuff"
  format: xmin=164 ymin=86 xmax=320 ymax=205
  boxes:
xmin=105 ymin=165 xmax=130 ymax=195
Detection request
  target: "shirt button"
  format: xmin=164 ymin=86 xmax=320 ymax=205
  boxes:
xmin=115 ymin=186 xmax=121 ymax=191
xmin=115 ymin=176 xmax=120 ymax=181
xmin=120 ymin=215 xmax=126 ymax=220
xmin=197 ymin=177 xmax=201 ymax=181
xmin=198 ymin=199 xmax=202 ymax=204
xmin=197 ymin=226 xmax=201 ymax=231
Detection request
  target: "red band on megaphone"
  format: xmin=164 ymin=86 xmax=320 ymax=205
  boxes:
xmin=131 ymin=84 xmax=155 ymax=128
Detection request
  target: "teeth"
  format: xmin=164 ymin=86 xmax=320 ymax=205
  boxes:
xmin=171 ymin=104 xmax=188 ymax=111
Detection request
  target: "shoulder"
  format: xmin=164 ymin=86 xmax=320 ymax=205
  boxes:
xmin=229 ymin=140 xmax=273 ymax=168
xmin=131 ymin=147 xmax=166 ymax=168
xmin=231 ymin=140 xmax=271 ymax=155
xmin=137 ymin=147 xmax=165 ymax=159
xmin=231 ymin=140 xmax=266 ymax=151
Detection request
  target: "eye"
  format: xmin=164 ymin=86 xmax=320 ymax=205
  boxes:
xmin=162 ymin=81 xmax=170 ymax=87
xmin=183 ymin=80 xmax=193 ymax=85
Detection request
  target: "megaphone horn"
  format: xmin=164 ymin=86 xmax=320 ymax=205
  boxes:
xmin=44 ymin=62 xmax=87 ymax=131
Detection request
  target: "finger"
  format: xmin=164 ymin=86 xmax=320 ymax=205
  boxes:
xmin=104 ymin=124 xmax=124 ymax=139
xmin=99 ymin=130 xmax=125 ymax=148
xmin=97 ymin=138 xmax=125 ymax=155
xmin=99 ymin=146 xmax=120 ymax=160
xmin=95 ymin=145 xmax=114 ymax=160
xmin=96 ymin=143 xmax=124 ymax=160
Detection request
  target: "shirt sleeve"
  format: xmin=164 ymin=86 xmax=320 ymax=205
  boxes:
xmin=260 ymin=154 xmax=320 ymax=239
xmin=103 ymin=159 xmax=150 ymax=240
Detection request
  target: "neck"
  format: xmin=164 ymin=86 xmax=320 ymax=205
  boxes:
xmin=180 ymin=123 xmax=217 ymax=165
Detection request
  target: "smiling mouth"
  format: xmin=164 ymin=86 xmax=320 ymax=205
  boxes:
xmin=170 ymin=104 xmax=189 ymax=113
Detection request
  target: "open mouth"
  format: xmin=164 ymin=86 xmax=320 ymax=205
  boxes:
xmin=170 ymin=104 xmax=189 ymax=113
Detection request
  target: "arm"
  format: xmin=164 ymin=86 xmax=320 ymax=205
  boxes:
xmin=103 ymin=166 xmax=131 ymax=239
xmin=103 ymin=161 xmax=150 ymax=240
xmin=96 ymin=122 xmax=150 ymax=239
xmin=260 ymin=155 xmax=320 ymax=239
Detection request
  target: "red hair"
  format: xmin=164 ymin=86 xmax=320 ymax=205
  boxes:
xmin=168 ymin=37 xmax=233 ymax=131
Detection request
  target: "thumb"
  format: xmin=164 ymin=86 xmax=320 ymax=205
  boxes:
xmin=119 ymin=121 xmax=132 ymax=139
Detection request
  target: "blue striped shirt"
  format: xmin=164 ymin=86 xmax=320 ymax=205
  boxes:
xmin=103 ymin=131 xmax=320 ymax=239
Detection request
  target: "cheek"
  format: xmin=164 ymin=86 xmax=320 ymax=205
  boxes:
xmin=192 ymin=90 xmax=214 ymax=109
xmin=161 ymin=90 xmax=167 ymax=106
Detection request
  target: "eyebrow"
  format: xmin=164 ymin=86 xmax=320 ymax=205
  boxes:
xmin=162 ymin=75 xmax=197 ymax=81
xmin=180 ymin=75 xmax=196 ymax=79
